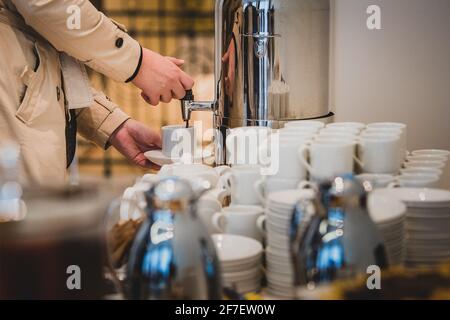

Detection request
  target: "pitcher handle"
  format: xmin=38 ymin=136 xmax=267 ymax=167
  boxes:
xmin=254 ymin=179 xmax=267 ymax=205
xmin=298 ymin=145 xmax=313 ymax=173
xmin=212 ymin=211 xmax=227 ymax=233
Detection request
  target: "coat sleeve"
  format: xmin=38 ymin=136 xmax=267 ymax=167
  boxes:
xmin=11 ymin=0 xmax=142 ymax=83
xmin=75 ymin=88 xmax=130 ymax=149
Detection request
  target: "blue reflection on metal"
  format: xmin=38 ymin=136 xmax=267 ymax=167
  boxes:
xmin=140 ymin=209 xmax=175 ymax=292
xmin=315 ymin=208 xmax=345 ymax=283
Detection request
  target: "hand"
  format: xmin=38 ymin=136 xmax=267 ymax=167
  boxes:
xmin=132 ymin=48 xmax=195 ymax=106
xmin=110 ymin=119 xmax=162 ymax=169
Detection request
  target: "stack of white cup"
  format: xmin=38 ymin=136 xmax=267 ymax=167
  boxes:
xmin=283 ymin=121 xmax=448 ymax=189
xmin=257 ymin=123 xmax=319 ymax=195
xmin=283 ymin=121 xmax=366 ymax=182
xmin=357 ymin=123 xmax=407 ymax=175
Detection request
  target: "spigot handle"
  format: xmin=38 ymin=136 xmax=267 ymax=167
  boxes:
xmin=182 ymin=90 xmax=194 ymax=101
xmin=180 ymin=90 xmax=194 ymax=127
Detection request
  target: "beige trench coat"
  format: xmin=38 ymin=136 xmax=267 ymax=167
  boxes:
xmin=0 ymin=0 xmax=142 ymax=187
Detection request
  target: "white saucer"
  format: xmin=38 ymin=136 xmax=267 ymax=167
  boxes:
xmin=144 ymin=150 xmax=202 ymax=167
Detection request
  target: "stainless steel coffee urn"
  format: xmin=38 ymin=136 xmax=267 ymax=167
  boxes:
xmin=181 ymin=0 xmax=333 ymax=163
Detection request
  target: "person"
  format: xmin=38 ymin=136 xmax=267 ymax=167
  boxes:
xmin=0 ymin=0 xmax=194 ymax=186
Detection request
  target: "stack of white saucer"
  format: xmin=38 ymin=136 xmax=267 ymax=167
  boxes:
xmin=265 ymin=189 xmax=315 ymax=298
xmin=376 ymin=188 xmax=450 ymax=268
xmin=368 ymin=192 xmax=407 ymax=266
xmin=212 ymin=234 xmax=263 ymax=294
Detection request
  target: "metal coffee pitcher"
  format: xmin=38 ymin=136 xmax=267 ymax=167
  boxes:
xmin=125 ymin=178 xmax=222 ymax=300
xmin=290 ymin=175 xmax=388 ymax=292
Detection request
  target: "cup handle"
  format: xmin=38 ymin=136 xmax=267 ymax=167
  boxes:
xmin=256 ymin=215 xmax=266 ymax=236
xmin=388 ymin=181 xmax=401 ymax=189
xmin=139 ymin=174 xmax=159 ymax=184
xmin=208 ymin=187 xmax=231 ymax=203
xmin=298 ymin=145 xmax=313 ymax=173
xmin=254 ymin=179 xmax=266 ymax=205
xmin=120 ymin=188 xmax=140 ymax=221
xmin=212 ymin=212 xmax=227 ymax=233
xmin=217 ymin=171 xmax=233 ymax=192
xmin=297 ymin=180 xmax=317 ymax=191
xmin=354 ymin=142 xmax=364 ymax=169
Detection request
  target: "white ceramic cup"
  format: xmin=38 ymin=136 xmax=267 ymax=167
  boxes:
xmin=316 ymin=132 xmax=358 ymax=142
xmin=357 ymin=135 xmax=402 ymax=174
xmin=162 ymin=125 xmax=195 ymax=159
xmin=367 ymin=122 xmax=407 ymax=131
xmin=254 ymin=179 xmax=316 ymax=205
xmin=363 ymin=128 xmax=407 ymax=160
xmin=267 ymin=138 xmax=310 ymax=180
xmin=320 ymin=127 xmax=361 ymax=136
xmin=158 ymin=163 xmax=230 ymax=190
xmin=284 ymin=120 xmax=325 ymax=130
xmin=280 ymin=126 xmax=320 ymax=134
xmin=212 ymin=205 xmax=266 ymax=242
xmin=326 ymin=122 xmax=366 ymax=131
xmin=221 ymin=165 xmax=262 ymax=205
xmin=120 ymin=182 xmax=153 ymax=221
xmin=197 ymin=197 xmax=223 ymax=234
xmin=226 ymin=127 xmax=272 ymax=165
xmin=366 ymin=122 xmax=407 ymax=158
xmin=139 ymin=174 xmax=160 ymax=184
xmin=254 ymin=178 xmax=298 ymax=204
xmin=299 ymin=140 xmax=356 ymax=181
xmin=277 ymin=131 xmax=317 ymax=141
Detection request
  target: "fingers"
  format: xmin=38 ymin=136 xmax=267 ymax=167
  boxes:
xmin=141 ymin=92 xmax=155 ymax=105
xmin=179 ymin=71 xmax=195 ymax=90
xmin=167 ymin=57 xmax=185 ymax=66
xmin=148 ymin=162 xmax=161 ymax=171
xmin=131 ymin=150 xmax=161 ymax=170
xmin=161 ymin=91 xmax=172 ymax=104
xmin=141 ymin=92 xmax=160 ymax=106
xmin=142 ymin=88 xmax=185 ymax=105
xmin=141 ymin=92 xmax=151 ymax=104
xmin=171 ymin=81 xmax=186 ymax=99
xmin=167 ymin=57 xmax=194 ymax=91
xmin=132 ymin=153 xmax=153 ymax=168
